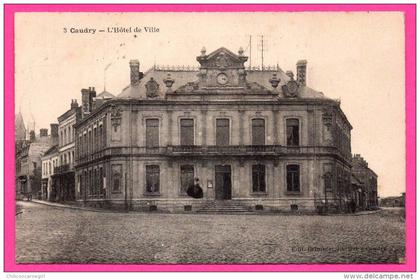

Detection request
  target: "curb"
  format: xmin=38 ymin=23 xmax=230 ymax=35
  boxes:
xmin=26 ymin=199 xmax=115 ymax=213
xmin=20 ymin=200 xmax=384 ymax=217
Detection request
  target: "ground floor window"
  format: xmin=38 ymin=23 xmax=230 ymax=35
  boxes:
xmin=252 ymin=164 xmax=266 ymax=192
xmin=287 ymin=164 xmax=300 ymax=192
xmin=112 ymin=164 xmax=122 ymax=193
xmin=146 ymin=165 xmax=160 ymax=193
xmin=180 ymin=165 xmax=194 ymax=194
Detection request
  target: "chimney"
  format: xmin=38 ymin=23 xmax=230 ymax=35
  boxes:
xmin=296 ymin=60 xmax=307 ymax=86
xmin=81 ymin=87 xmax=96 ymax=117
xmin=81 ymin=88 xmax=90 ymax=116
xmin=130 ymin=60 xmax=140 ymax=86
xmin=50 ymin=123 xmax=58 ymax=137
xmin=40 ymin=128 xmax=48 ymax=137
xmin=29 ymin=130 xmax=36 ymax=142
xmin=71 ymin=99 xmax=79 ymax=109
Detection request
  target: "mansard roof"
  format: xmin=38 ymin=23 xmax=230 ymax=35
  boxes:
xmin=118 ymin=67 xmax=198 ymax=99
xmin=117 ymin=47 xmax=329 ymax=100
xmin=117 ymin=67 xmax=327 ymax=99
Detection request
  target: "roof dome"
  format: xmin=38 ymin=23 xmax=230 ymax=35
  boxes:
xmin=96 ymin=90 xmax=115 ymax=100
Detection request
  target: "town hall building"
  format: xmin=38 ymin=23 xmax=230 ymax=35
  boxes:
xmin=74 ymin=47 xmax=352 ymax=212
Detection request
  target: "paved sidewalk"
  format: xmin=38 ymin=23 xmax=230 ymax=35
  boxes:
xmin=30 ymin=199 xmax=114 ymax=213
xmin=29 ymin=199 xmax=382 ymax=216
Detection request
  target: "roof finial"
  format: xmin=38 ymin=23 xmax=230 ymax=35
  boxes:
xmin=201 ymin=47 xmax=206 ymax=56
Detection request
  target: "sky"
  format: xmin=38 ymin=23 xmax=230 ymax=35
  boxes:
xmin=14 ymin=12 xmax=405 ymax=197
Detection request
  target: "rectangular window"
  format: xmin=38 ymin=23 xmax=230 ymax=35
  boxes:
xmin=146 ymin=165 xmax=160 ymax=193
xmin=83 ymin=171 xmax=88 ymax=199
xmin=78 ymin=135 xmax=82 ymax=157
xmin=98 ymin=125 xmax=103 ymax=148
xmin=93 ymin=169 xmax=97 ymax=197
xmin=252 ymin=164 xmax=266 ymax=192
xmin=252 ymin=118 xmax=265 ymax=145
xmin=83 ymin=133 xmax=87 ymax=156
xmin=99 ymin=167 xmax=105 ymax=196
xmin=180 ymin=119 xmax=194 ymax=146
xmin=79 ymin=174 xmax=83 ymax=198
xmin=146 ymin=119 xmax=159 ymax=148
xmin=287 ymin=165 xmax=300 ymax=192
xmin=88 ymin=130 xmax=92 ymax=154
xmin=216 ymin=118 xmax=230 ymax=146
xmin=93 ymin=127 xmax=97 ymax=152
xmin=180 ymin=165 xmax=194 ymax=194
xmin=88 ymin=169 xmax=92 ymax=196
xmin=286 ymin=119 xmax=300 ymax=146
xmin=111 ymin=164 xmax=122 ymax=193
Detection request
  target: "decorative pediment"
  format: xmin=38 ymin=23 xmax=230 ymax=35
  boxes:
xmin=197 ymin=47 xmax=248 ymax=70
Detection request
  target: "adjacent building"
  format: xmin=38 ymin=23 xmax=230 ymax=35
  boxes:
xmin=74 ymin=47 xmax=353 ymax=212
xmin=352 ymin=154 xmax=379 ymax=209
xmin=16 ymin=126 xmax=58 ymax=199
xmin=41 ymin=145 xmax=59 ymax=200
xmin=49 ymin=100 xmax=81 ymax=201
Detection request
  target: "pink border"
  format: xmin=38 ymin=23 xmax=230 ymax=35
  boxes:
xmin=4 ymin=4 xmax=416 ymax=272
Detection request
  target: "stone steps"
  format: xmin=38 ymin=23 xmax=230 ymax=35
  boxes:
xmin=197 ymin=201 xmax=253 ymax=214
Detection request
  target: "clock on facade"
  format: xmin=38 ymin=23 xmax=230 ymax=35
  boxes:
xmin=217 ymin=73 xmax=228 ymax=85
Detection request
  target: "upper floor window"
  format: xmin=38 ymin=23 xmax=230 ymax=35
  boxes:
xmin=146 ymin=119 xmax=159 ymax=148
xmin=216 ymin=118 xmax=230 ymax=146
xmin=252 ymin=164 xmax=266 ymax=192
xmin=93 ymin=127 xmax=97 ymax=151
xmin=286 ymin=118 xmax=299 ymax=146
xmin=252 ymin=118 xmax=265 ymax=145
xmin=83 ymin=134 xmax=87 ymax=156
xmin=286 ymin=164 xmax=300 ymax=192
xmin=98 ymin=124 xmax=103 ymax=148
xmin=146 ymin=165 xmax=160 ymax=193
xmin=180 ymin=119 xmax=194 ymax=146
xmin=180 ymin=165 xmax=194 ymax=194
xmin=88 ymin=130 xmax=92 ymax=153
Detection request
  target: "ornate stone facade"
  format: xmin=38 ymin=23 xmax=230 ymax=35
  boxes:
xmin=74 ymin=47 xmax=353 ymax=212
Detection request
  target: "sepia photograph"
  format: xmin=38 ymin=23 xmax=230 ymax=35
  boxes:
xmin=6 ymin=5 xmax=414 ymax=271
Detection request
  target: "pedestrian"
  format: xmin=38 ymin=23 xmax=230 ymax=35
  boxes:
xmin=187 ymin=178 xmax=203 ymax=199
xmin=350 ymin=199 xmax=356 ymax=213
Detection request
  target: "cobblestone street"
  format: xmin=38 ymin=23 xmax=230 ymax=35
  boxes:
xmin=15 ymin=201 xmax=405 ymax=264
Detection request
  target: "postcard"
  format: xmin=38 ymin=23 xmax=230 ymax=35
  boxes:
xmin=4 ymin=4 xmax=416 ymax=273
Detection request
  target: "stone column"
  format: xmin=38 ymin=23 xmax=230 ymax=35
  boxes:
xmin=273 ymin=110 xmax=279 ymax=145
xmin=201 ymin=109 xmax=207 ymax=146
xmin=166 ymin=161 xmax=176 ymax=198
xmin=273 ymin=160 xmax=281 ymax=198
xmin=167 ymin=110 xmax=173 ymax=146
xmin=308 ymin=108 xmax=315 ymax=146
xmin=239 ymin=110 xmax=245 ymax=145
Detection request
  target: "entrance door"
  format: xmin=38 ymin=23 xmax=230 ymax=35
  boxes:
xmin=215 ymin=165 xmax=232 ymax=200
